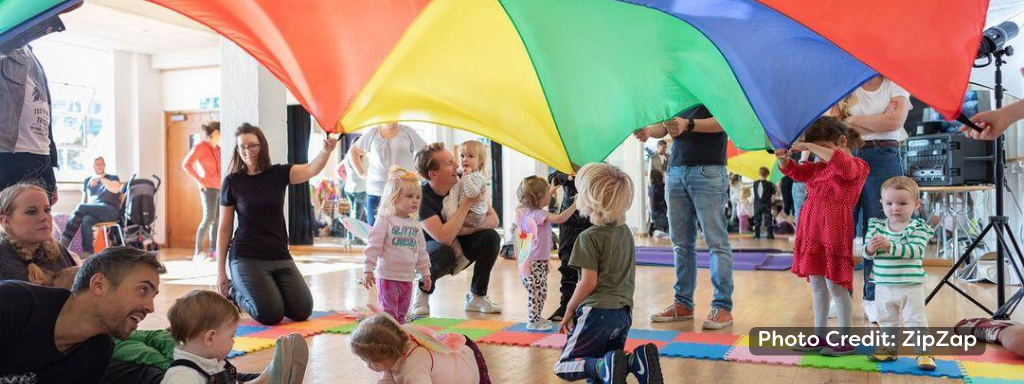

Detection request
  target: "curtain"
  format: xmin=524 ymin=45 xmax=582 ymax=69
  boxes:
xmin=490 ymin=142 xmax=503 ymax=227
xmin=287 ymin=105 xmax=314 ymax=245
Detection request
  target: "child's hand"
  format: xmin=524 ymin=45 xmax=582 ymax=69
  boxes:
xmin=774 ymin=149 xmax=791 ymax=159
xmin=362 ymin=272 xmax=375 ymax=289
xmin=867 ymin=235 xmax=889 ymax=254
xmin=421 ymin=276 xmax=433 ymax=292
xmin=558 ymin=317 xmax=574 ymax=334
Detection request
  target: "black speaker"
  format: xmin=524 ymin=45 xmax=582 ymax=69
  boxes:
xmin=902 ymin=133 xmax=993 ymax=186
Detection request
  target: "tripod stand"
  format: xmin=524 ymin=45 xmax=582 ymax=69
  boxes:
xmin=925 ymin=47 xmax=1024 ymax=320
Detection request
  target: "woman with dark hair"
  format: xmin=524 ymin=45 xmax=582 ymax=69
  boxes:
xmin=215 ymin=123 xmax=338 ymax=325
xmin=181 ymin=121 xmax=221 ymax=262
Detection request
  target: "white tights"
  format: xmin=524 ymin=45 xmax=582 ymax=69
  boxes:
xmin=810 ymin=275 xmax=852 ymax=332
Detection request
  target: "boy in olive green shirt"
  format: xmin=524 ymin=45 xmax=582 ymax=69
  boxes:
xmin=553 ymin=163 xmax=663 ymax=384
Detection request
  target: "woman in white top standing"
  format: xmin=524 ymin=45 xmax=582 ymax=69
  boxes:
xmin=348 ymin=123 xmax=427 ymax=225
xmin=834 ymin=76 xmax=912 ymax=323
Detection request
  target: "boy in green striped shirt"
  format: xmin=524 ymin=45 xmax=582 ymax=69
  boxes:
xmin=862 ymin=176 xmax=936 ymax=370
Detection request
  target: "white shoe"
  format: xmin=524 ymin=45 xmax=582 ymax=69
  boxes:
xmin=412 ymin=289 xmax=430 ymax=317
xmin=526 ymin=319 xmax=554 ymax=331
xmin=451 ymin=255 xmax=471 ymax=276
xmin=653 ymin=230 xmax=669 ymax=239
xmin=465 ymin=294 xmax=503 ymax=314
xmin=863 ymin=300 xmax=878 ymax=323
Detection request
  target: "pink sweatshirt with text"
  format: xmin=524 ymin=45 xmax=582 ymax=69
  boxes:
xmin=364 ymin=215 xmax=431 ymax=282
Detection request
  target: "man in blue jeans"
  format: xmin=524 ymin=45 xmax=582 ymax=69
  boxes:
xmin=60 ymin=156 xmax=122 ymax=256
xmin=634 ymin=104 xmax=734 ymax=330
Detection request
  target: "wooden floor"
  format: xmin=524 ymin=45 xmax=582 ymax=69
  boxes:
xmin=142 ymin=235 xmax=1020 ymax=384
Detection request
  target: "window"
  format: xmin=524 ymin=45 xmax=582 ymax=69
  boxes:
xmin=30 ymin=40 xmax=113 ymax=182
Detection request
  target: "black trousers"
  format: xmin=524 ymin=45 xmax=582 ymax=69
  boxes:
xmin=752 ymin=203 xmax=774 ymax=236
xmin=556 ymin=224 xmax=590 ymax=311
xmin=422 ymin=229 xmax=500 ymax=296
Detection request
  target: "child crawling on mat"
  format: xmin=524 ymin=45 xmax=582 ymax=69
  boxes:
xmin=160 ymin=290 xmax=309 ymax=384
xmin=351 ymin=313 xmax=491 ymax=384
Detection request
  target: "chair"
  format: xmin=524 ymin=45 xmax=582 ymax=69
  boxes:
xmin=92 ymin=221 xmax=124 ymax=252
xmin=91 ymin=191 xmax=128 ymax=253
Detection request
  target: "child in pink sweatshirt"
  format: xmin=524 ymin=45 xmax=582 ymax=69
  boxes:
xmin=364 ymin=167 xmax=432 ymax=323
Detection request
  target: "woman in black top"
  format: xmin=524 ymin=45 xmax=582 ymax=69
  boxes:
xmin=216 ymin=123 xmax=337 ymax=325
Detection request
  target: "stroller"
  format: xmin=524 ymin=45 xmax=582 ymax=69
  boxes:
xmin=121 ymin=174 xmax=162 ymax=251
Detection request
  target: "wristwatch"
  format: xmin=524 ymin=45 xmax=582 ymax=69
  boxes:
xmin=685 ymin=118 xmax=696 ymax=133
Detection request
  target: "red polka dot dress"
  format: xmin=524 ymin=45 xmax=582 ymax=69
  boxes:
xmin=781 ymin=150 xmax=869 ymax=291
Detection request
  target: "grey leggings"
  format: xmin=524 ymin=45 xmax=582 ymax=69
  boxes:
xmin=194 ymin=188 xmax=220 ymax=255
xmin=229 ymin=257 xmax=313 ymax=325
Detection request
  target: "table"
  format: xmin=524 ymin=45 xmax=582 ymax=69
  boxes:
xmin=920 ymin=185 xmax=994 ymax=262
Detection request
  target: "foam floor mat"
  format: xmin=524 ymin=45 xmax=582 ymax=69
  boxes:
xmin=223 ymin=310 xmax=1024 ymax=384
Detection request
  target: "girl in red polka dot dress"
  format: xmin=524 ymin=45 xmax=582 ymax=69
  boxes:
xmin=776 ymin=117 xmax=869 ymax=356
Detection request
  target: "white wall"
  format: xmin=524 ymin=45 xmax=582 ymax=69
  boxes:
xmin=113 ymin=51 xmax=166 ymax=243
xmin=163 ymin=67 xmax=219 ymax=111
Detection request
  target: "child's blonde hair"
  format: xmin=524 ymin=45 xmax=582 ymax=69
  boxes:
xmin=881 ymin=176 xmax=921 ymax=200
xmin=350 ymin=314 xmax=409 ymax=363
xmin=167 ymin=290 xmax=241 ymax=344
xmin=517 ymin=176 xmax=549 ymax=210
xmin=458 ymin=140 xmax=488 ymax=176
xmin=377 ymin=166 xmax=420 ymax=219
xmin=574 ymin=163 xmax=633 ymax=226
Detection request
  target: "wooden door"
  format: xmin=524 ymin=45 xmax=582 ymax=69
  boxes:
xmin=165 ymin=111 xmax=220 ymax=250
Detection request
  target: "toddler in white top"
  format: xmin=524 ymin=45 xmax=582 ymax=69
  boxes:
xmin=442 ymin=141 xmax=491 ymax=274
xmin=160 ymin=290 xmax=308 ymax=384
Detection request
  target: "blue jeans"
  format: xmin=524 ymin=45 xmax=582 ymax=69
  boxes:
xmin=853 ymin=146 xmax=904 ymax=301
xmin=792 ymin=182 xmax=807 ymax=226
xmin=554 ymin=306 xmax=632 ymax=382
xmin=365 ymin=194 xmax=381 ymax=225
xmin=62 ymin=203 xmax=120 ymax=253
xmin=666 ymin=165 xmax=734 ymax=311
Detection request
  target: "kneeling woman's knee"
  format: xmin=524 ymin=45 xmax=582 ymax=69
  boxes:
xmin=251 ymin=305 xmax=286 ymax=326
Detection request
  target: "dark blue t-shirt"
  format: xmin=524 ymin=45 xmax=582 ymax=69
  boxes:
xmin=668 ymin=105 xmax=727 ymax=167
xmin=82 ymin=174 xmax=121 ymax=208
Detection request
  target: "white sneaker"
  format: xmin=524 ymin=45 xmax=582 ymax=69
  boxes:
xmin=863 ymin=300 xmax=878 ymax=323
xmin=526 ymin=319 xmax=554 ymax=331
xmin=451 ymin=255 xmax=471 ymax=276
xmin=653 ymin=230 xmax=669 ymax=239
xmin=412 ymin=289 xmax=430 ymax=317
xmin=465 ymin=294 xmax=503 ymax=314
